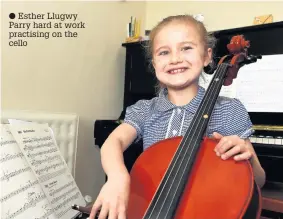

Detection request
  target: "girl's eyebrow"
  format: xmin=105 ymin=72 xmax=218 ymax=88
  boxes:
xmin=154 ymin=45 xmax=168 ymax=53
xmin=180 ymin=41 xmax=197 ymax=46
xmin=154 ymin=40 xmax=197 ymax=53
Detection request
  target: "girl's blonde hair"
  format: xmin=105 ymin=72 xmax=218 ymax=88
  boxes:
xmin=144 ymin=14 xmax=217 ymax=94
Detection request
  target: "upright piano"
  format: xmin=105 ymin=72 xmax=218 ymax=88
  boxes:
xmin=94 ymin=21 xmax=283 ymax=219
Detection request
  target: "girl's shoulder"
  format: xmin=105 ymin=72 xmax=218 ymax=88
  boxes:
xmin=125 ymin=96 xmax=161 ymax=115
xmin=215 ymin=95 xmax=247 ymax=111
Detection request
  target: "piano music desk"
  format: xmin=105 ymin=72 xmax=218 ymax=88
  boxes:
xmin=261 ymin=181 xmax=283 ymax=218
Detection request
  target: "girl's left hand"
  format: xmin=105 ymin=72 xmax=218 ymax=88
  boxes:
xmin=212 ymin=132 xmax=254 ymax=161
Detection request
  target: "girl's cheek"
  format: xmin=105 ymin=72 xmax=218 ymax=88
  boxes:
xmin=182 ymin=52 xmax=194 ymax=61
xmin=154 ymin=58 xmax=170 ymax=70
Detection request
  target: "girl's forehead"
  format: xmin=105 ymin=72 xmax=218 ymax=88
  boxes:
xmin=153 ymin=22 xmax=201 ymax=47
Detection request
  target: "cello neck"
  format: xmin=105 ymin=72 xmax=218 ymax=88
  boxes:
xmin=183 ymin=63 xmax=231 ymax=143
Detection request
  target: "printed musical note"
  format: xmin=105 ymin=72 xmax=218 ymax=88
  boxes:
xmin=8 ymin=123 xmax=86 ymax=219
xmin=0 ymin=124 xmax=57 ymax=219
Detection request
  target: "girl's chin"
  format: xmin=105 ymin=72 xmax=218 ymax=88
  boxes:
xmin=164 ymin=83 xmax=190 ymax=90
xmin=161 ymin=80 xmax=198 ymax=90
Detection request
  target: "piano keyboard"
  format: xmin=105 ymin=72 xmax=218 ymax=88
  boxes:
xmin=250 ymin=135 xmax=283 ymax=146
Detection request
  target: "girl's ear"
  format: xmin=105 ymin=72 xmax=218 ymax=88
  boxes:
xmin=204 ymin=48 xmax=213 ymax=67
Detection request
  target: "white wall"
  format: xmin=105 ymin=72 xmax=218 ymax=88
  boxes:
xmin=2 ymin=1 xmax=146 ymax=200
xmin=145 ymin=1 xmax=283 ymax=32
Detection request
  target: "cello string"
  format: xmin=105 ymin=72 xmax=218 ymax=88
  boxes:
xmin=148 ymin=63 xmax=227 ymax=219
xmin=162 ymin=64 xmax=228 ymax=218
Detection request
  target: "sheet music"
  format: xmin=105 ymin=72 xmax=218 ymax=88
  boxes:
xmin=0 ymin=124 xmax=57 ymax=219
xmin=8 ymin=123 xmax=86 ymax=219
xmin=199 ymin=54 xmax=283 ymax=112
xmin=235 ymin=54 xmax=283 ymax=112
xmin=198 ymin=73 xmax=237 ymax=98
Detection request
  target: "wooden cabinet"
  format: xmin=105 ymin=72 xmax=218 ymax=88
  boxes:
xmin=122 ymin=41 xmax=156 ymax=109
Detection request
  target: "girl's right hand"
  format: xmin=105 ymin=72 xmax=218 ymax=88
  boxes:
xmin=89 ymin=173 xmax=130 ymax=219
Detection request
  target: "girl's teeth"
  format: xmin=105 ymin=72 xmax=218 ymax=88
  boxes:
xmin=171 ymin=68 xmax=185 ymax=73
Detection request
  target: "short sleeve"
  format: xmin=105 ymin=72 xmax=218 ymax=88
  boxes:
xmin=123 ymin=99 xmax=151 ymax=142
xmin=224 ymin=98 xmax=253 ymax=139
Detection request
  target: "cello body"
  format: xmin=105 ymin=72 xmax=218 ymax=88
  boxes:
xmin=127 ymin=137 xmax=262 ymax=219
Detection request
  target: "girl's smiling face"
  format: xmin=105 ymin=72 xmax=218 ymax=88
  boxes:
xmin=152 ymin=21 xmax=212 ymax=90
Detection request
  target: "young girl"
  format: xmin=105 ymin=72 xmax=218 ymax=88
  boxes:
xmin=89 ymin=15 xmax=266 ymax=219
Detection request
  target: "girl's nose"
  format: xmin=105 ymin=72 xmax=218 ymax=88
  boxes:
xmin=170 ymin=52 xmax=183 ymax=64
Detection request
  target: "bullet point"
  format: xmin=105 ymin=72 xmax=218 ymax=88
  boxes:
xmin=9 ymin=13 xmax=15 ymax=19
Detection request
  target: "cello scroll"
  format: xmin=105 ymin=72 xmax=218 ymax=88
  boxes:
xmin=218 ymin=35 xmax=262 ymax=86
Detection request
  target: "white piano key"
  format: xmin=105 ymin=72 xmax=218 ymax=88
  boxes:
xmin=250 ymin=135 xmax=257 ymax=143
xmin=267 ymin=136 xmax=276 ymax=145
xmin=256 ymin=136 xmax=264 ymax=143
xmin=251 ymin=134 xmax=283 ymax=145
xmin=275 ymin=137 xmax=283 ymax=145
xmin=262 ymin=137 xmax=269 ymax=144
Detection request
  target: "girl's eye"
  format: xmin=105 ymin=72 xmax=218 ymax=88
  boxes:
xmin=182 ymin=46 xmax=192 ymax=51
xmin=159 ymin=51 xmax=169 ymax=56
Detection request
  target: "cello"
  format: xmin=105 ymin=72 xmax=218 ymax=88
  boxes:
xmin=126 ymin=35 xmax=263 ymax=219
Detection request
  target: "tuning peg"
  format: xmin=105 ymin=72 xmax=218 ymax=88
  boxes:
xmin=243 ymin=57 xmax=253 ymax=65
xmin=250 ymin=54 xmax=262 ymax=62
xmin=245 ymin=54 xmax=261 ymax=64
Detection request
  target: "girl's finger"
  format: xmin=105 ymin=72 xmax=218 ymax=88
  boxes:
xmin=214 ymin=138 xmax=225 ymax=152
xmin=234 ymin=151 xmax=252 ymax=161
xmin=108 ymin=206 xmax=118 ymax=219
xmin=98 ymin=203 xmax=109 ymax=219
xmin=118 ymin=206 xmax=127 ymax=219
xmin=212 ymin=132 xmax=223 ymax=140
xmin=90 ymin=200 xmax=102 ymax=219
xmin=216 ymin=138 xmax=234 ymax=155
xmin=221 ymin=145 xmax=242 ymax=160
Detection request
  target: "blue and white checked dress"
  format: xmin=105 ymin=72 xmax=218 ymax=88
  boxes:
xmin=124 ymin=86 xmax=253 ymax=151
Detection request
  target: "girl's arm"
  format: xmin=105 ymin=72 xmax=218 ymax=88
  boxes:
xmin=245 ymin=139 xmax=266 ymax=188
xmin=100 ymin=123 xmax=138 ymax=179
xmin=89 ymin=123 xmax=138 ymax=219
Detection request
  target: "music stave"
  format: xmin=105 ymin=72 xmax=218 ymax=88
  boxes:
xmin=51 ymin=186 xmax=78 ymax=205
xmin=0 ymin=166 xmax=31 ymax=182
xmin=0 ymin=152 xmax=24 ymax=163
xmin=23 ymin=136 xmax=52 ymax=144
xmin=31 ymin=154 xmax=61 ymax=168
xmin=0 ymin=180 xmax=38 ymax=203
xmin=35 ymin=160 xmax=65 ymax=176
xmin=23 ymin=141 xmax=54 ymax=152
xmin=0 ymin=140 xmax=17 ymax=147
xmin=49 ymin=181 xmax=75 ymax=197
xmin=3 ymin=191 xmax=46 ymax=219
xmin=27 ymin=147 xmax=57 ymax=159
xmin=39 ymin=168 xmax=67 ymax=183
xmin=55 ymin=192 xmax=81 ymax=217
